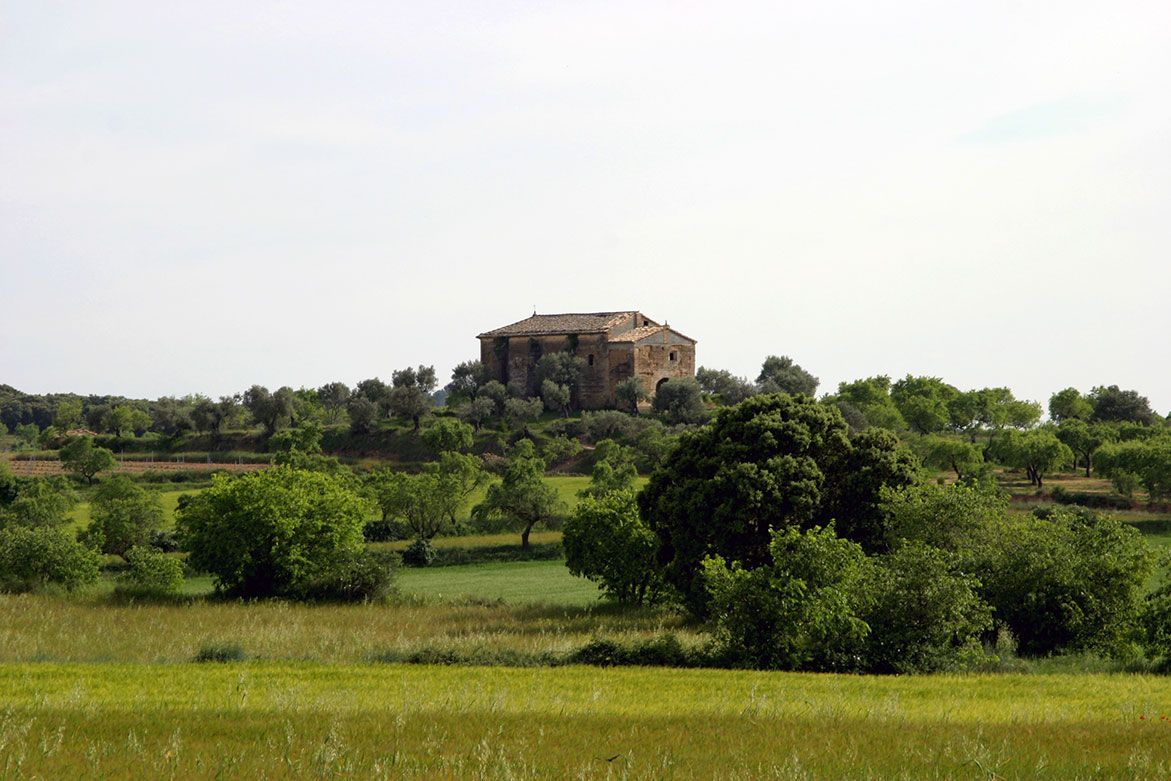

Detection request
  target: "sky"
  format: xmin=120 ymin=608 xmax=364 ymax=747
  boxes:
xmin=2 ymin=1 xmax=1169 ymax=413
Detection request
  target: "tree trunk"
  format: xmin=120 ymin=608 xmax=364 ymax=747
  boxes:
xmin=1085 ymin=454 xmax=1092 ymax=478
xmin=521 ymin=522 xmax=534 ymax=550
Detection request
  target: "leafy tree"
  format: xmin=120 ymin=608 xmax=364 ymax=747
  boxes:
xmin=639 ymin=394 xmax=918 ymax=614
xmin=989 ymin=430 xmax=1073 ymax=487
xmin=614 ymin=377 xmax=649 ymax=413
xmin=917 ymin=435 xmax=984 ymax=480
xmin=1049 ymin=387 xmax=1093 ymax=422
xmin=891 ymin=376 xmax=960 ymax=435
xmin=652 ymin=377 xmax=708 ymax=425
xmin=578 ymin=439 xmax=638 ymax=500
xmin=58 ymin=437 xmax=117 ymax=484
xmin=535 ymin=352 xmax=585 ymax=408
xmin=540 ymin=379 xmax=571 ymax=417
xmin=53 ymin=398 xmax=83 ymax=431
xmin=316 ymin=382 xmax=351 ymax=423
xmin=14 ymin=423 xmax=39 ymax=449
xmin=0 ymin=478 xmax=77 ymax=529
xmin=190 ymin=394 xmax=241 ymax=438
xmin=831 ymin=376 xmax=905 ymax=431
xmin=472 ymin=440 xmax=563 ymax=548
xmin=503 ymin=397 xmax=543 ymax=436
xmin=390 ymin=366 xmax=437 ymax=430
xmin=859 ymin=543 xmax=991 ymax=673
xmin=756 ymin=355 xmax=818 ymax=397
xmin=79 ymin=476 xmax=165 ymax=557
xmin=478 ymin=381 xmax=508 ymax=413
xmin=243 ymin=385 xmax=295 ymax=436
xmin=696 ymin=367 xmax=755 ymax=405
xmin=149 ymin=396 xmax=193 ymax=435
xmin=119 ymin=545 xmax=185 ymax=597
xmin=346 ymin=396 xmax=379 ymax=435
xmin=457 ymin=396 xmax=497 ymax=432
xmin=881 ymin=482 xmax=1008 ymax=552
xmin=445 ymin=360 xmax=489 ymax=406
xmin=108 ymin=406 xmax=151 ymax=437
xmin=0 ymin=525 xmax=100 ymax=593
xmin=563 ymin=490 xmax=666 ymax=605
xmin=175 ymin=467 xmax=373 ymax=598
xmin=1056 ymin=419 xmax=1114 ymax=477
xmin=421 ymin=417 xmax=474 ymax=454
xmin=431 ymin=451 xmax=489 ymax=527
xmin=703 ymin=525 xmax=870 ymax=671
xmin=541 ymin=436 xmax=584 ymax=467
xmin=354 ymin=378 xmax=392 ymax=412
xmin=1090 ymin=385 xmax=1156 ymax=425
xmin=1095 ymin=440 xmax=1171 ymax=501
xmin=963 ymin=508 xmax=1154 ymax=655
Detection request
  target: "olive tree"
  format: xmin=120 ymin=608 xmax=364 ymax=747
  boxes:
xmin=472 ymin=440 xmax=562 ymax=548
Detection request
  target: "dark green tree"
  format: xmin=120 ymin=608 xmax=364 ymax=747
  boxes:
xmin=472 ymin=440 xmax=562 ymax=549
xmin=756 ymin=355 xmax=818 ymax=397
xmin=652 ymin=377 xmax=708 ymax=424
xmin=58 ymin=437 xmax=116 ymax=484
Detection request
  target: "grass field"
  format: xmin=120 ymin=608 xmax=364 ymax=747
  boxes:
xmin=397 ymin=559 xmax=600 ymax=605
xmin=2 ymin=663 xmax=1171 ymax=778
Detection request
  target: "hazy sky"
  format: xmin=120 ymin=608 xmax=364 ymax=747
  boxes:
xmin=3 ymin=1 xmax=1169 ymax=412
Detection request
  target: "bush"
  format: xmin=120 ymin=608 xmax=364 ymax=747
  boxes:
xmin=0 ymin=525 xmax=101 ymax=593
xmin=79 ymin=476 xmax=165 ymax=557
xmin=563 ymin=490 xmax=667 ymax=605
xmin=567 ymin=635 xmax=692 ymax=668
xmin=193 ymin=642 xmax=246 ymax=663
xmin=175 ymin=467 xmax=370 ymax=599
xmin=401 ymin=538 xmax=436 ymax=567
xmin=363 ymin=519 xmax=406 ymax=542
xmin=1049 ymin=486 xmax=1132 ymax=509
xmin=1111 ymin=470 xmax=1141 ymax=499
xmin=119 ymin=545 xmax=185 ymax=597
xmin=148 ymin=529 xmax=180 ymax=553
xmin=290 ymin=549 xmax=396 ymax=602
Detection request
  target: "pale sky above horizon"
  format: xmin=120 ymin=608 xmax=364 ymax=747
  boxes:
xmin=3 ymin=1 xmax=1170 ymax=413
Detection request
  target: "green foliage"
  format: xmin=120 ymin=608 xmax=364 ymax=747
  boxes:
xmin=963 ymin=508 xmax=1154 ymax=655
xmin=0 ymin=478 xmax=76 ymax=529
xmin=0 ymin=525 xmax=100 ymax=593
xmin=756 ymin=355 xmax=818 ymax=397
xmin=192 ymin=642 xmax=246 ymax=662
xmin=614 ymin=377 xmax=650 ymax=413
xmin=502 ymin=397 xmax=543 ymax=435
xmin=540 ymin=436 xmax=583 ymax=467
xmin=346 ymin=396 xmax=379 ymax=435
xmin=401 ymin=538 xmax=437 ymax=567
xmin=242 ymin=385 xmax=295 ymax=436
xmin=578 ymin=439 xmax=638 ymax=500
xmin=860 ymin=543 xmax=991 ymax=673
xmin=1095 ymin=439 xmax=1171 ymax=501
xmin=79 ymin=476 xmax=166 ymax=557
xmin=390 ymin=366 xmax=437 ymax=430
xmin=703 ymin=525 xmax=870 ymax=671
xmin=830 ymin=376 xmax=905 ymax=431
xmin=696 ymin=367 xmax=756 ymax=405
xmin=107 ymin=405 xmax=152 ymax=437
xmin=891 ymin=376 xmax=960 ymax=434
xmin=1049 ymin=387 xmax=1093 ymax=422
xmin=988 ymin=429 xmax=1073 ymax=487
xmin=639 ymin=394 xmax=918 ymax=614
xmin=471 ymin=440 xmax=563 ymax=548
xmin=1110 ymin=470 xmax=1141 ymax=498
xmin=1056 ymin=419 xmax=1114 ymax=477
xmin=882 ymin=482 xmax=1008 ymax=552
xmin=53 ymin=398 xmax=83 ymax=430
xmin=539 ymin=379 xmax=571 ymax=417
xmin=444 ymin=360 xmax=490 ymax=406
xmin=1090 ymin=385 xmax=1156 ymax=425
xmin=120 ymin=545 xmax=185 ymax=597
xmin=175 ymin=467 xmax=370 ymax=598
xmin=535 ymin=352 xmax=585 ymax=404
xmin=420 ymin=418 xmax=474 ymax=454
xmin=58 ymin=436 xmax=117 ymax=484
xmin=651 ymin=377 xmax=708 ymax=424
xmin=563 ymin=490 xmax=665 ymax=605
xmin=916 ymin=435 xmax=984 ymax=479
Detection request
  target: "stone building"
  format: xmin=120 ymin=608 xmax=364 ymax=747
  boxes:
xmin=477 ymin=311 xmax=696 ymax=409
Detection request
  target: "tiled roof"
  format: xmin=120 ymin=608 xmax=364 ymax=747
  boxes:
xmin=609 ymin=325 xmax=697 ymax=344
xmin=478 ymin=312 xmax=635 ymax=338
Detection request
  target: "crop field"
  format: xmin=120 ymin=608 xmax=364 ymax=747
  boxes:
xmin=2 ymin=663 xmax=1171 ymax=778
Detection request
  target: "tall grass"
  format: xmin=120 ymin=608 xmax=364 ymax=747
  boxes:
xmin=2 ymin=663 xmax=1171 ymax=778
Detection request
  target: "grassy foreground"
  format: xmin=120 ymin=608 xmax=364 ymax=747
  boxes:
xmin=2 ymin=663 xmax=1171 ymax=778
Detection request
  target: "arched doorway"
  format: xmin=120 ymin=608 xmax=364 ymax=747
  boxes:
xmin=655 ymin=377 xmax=670 ymax=394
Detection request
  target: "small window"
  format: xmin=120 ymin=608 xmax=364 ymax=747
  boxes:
xmin=643 ymin=320 xmax=649 ymax=326
xmin=669 ymin=351 xmax=677 ymax=362
xmin=587 ymin=354 xmax=595 ymax=366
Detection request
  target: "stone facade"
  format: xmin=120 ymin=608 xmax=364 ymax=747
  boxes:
xmin=477 ymin=311 xmax=696 ymax=409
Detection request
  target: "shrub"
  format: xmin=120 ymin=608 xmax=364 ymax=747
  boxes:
xmin=79 ymin=476 xmax=165 ymax=557
xmin=1049 ymin=486 xmax=1132 ymax=510
xmin=1111 ymin=470 xmax=1141 ymax=499
xmin=401 ymin=538 xmax=436 ymax=567
xmin=563 ymin=490 xmax=667 ymax=605
xmin=363 ymin=519 xmax=406 ymax=542
xmin=0 ymin=525 xmax=101 ymax=593
xmin=148 ymin=529 xmax=180 ymax=553
xmin=193 ymin=642 xmax=246 ymax=663
xmin=119 ymin=545 xmax=185 ymax=597
xmin=290 ymin=549 xmax=396 ymax=602
xmin=175 ymin=467 xmax=370 ymax=599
